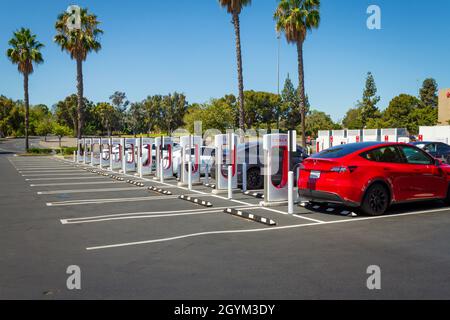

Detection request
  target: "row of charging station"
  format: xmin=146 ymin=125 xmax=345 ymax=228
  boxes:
xmin=76 ymin=131 xmax=300 ymax=208
xmin=316 ymin=128 xmax=410 ymax=152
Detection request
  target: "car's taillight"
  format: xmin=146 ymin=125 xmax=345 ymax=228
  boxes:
xmin=330 ymin=166 xmax=357 ymax=173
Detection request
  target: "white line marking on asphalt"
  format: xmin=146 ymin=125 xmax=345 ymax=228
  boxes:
xmin=37 ymin=187 xmax=146 ymax=195
xmin=86 ymin=206 xmax=450 ymax=250
xmin=19 ymin=170 xmax=85 ymax=174
xmin=46 ymin=194 xmax=203 ymax=206
xmin=60 ymin=206 xmax=259 ymax=224
xmin=30 ymin=181 xmax=124 ymax=187
xmin=26 ymin=176 xmax=106 ymax=181
xmin=22 ymin=173 xmax=92 ymax=177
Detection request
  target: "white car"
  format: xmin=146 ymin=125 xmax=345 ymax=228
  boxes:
xmin=173 ymin=146 xmax=215 ymax=176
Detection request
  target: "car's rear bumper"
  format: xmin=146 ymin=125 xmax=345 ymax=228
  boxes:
xmin=298 ymin=189 xmax=359 ymax=207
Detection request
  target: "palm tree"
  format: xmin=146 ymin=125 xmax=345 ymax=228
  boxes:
xmin=219 ymin=0 xmax=251 ymax=132
xmin=274 ymin=0 xmax=320 ymax=147
xmin=6 ymin=28 xmax=44 ymax=152
xmin=54 ymin=7 xmax=103 ymax=139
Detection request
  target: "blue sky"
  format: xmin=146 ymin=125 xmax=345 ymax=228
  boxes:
xmin=1 ymin=0 xmax=449 ymax=121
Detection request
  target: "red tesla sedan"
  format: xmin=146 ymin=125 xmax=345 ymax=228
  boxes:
xmin=298 ymin=142 xmax=450 ymax=216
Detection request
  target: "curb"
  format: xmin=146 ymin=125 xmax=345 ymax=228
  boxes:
xmin=148 ymin=186 xmax=172 ymax=195
xmin=178 ymin=195 xmax=212 ymax=207
xmin=243 ymin=191 xmax=264 ymax=199
xmin=223 ymin=208 xmax=276 ymax=226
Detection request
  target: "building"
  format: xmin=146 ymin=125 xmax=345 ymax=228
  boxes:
xmin=438 ymin=88 xmax=450 ymax=124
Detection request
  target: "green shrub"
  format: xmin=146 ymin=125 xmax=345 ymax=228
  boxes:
xmin=28 ymin=147 xmax=53 ymax=154
xmin=59 ymin=146 xmax=78 ymax=155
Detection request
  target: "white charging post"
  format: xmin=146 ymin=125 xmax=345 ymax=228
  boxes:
xmin=140 ymin=137 xmax=154 ymax=176
xmin=262 ymin=133 xmax=290 ymax=206
xmin=179 ymin=135 xmax=202 ymax=187
xmin=242 ymin=162 xmax=247 ymax=192
xmin=213 ymin=133 xmax=238 ymax=194
xmin=138 ymin=137 xmax=142 ymax=178
xmin=155 ymin=136 xmax=174 ymax=181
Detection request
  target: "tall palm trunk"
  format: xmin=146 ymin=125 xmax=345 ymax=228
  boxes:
xmin=23 ymin=72 xmax=30 ymax=152
xmin=232 ymin=11 xmax=245 ymax=133
xmin=296 ymin=40 xmax=306 ymax=148
xmin=76 ymin=58 xmax=84 ymax=139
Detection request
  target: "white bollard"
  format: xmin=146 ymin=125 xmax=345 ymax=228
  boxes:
xmin=188 ymin=161 xmax=192 ymax=190
xmin=228 ymin=165 xmax=233 ymax=199
xmin=138 ymin=145 xmax=142 ymax=178
xmin=177 ymin=163 xmax=181 ymax=181
xmin=242 ymin=162 xmax=247 ymax=192
xmin=160 ymin=158 xmax=164 ymax=183
xmin=288 ymin=171 xmax=294 ymax=214
xmin=73 ymin=151 xmax=76 ymax=162
xmin=205 ymin=164 xmax=209 ymax=185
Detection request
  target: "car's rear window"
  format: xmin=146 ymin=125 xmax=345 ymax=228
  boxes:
xmin=312 ymin=142 xmax=381 ymax=159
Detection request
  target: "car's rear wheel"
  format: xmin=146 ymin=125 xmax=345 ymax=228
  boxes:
xmin=247 ymin=168 xmax=263 ymax=190
xmin=361 ymin=184 xmax=389 ymax=216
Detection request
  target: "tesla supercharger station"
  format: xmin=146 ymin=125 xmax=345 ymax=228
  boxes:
xmin=77 ymin=138 xmax=84 ymax=162
xmin=122 ymin=138 xmax=136 ymax=173
xmin=381 ymin=128 xmax=408 ymax=142
xmin=363 ymin=129 xmax=380 ymax=142
xmin=214 ymin=133 xmax=238 ymax=192
xmin=91 ymin=138 xmax=101 ymax=166
xmin=179 ymin=135 xmax=202 ymax=186
xmin=331 ymin=130 xmax=347 ymax=146
xmin=316 ymin=130 xmax=331 ymax=152
xmin=111 ymin=138 xmax=122 ymax=171
xmin=100 ymin=138 xmax=110 ymax=168
xmin=139 ymin=137 xmax=154 ymax=176
xmin=347 ymin=129 xmax=363 ymax=143
xmin=84 ymin=138 xmax=92 ymax=164
xmin=262 ymin=133 xmax=295 ymax=206
xmin=155 ymin=137 xmax=174 ymax=180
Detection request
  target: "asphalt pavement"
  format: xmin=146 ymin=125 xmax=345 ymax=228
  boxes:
xmin=1 ymin=150 xmax=450 ymax=299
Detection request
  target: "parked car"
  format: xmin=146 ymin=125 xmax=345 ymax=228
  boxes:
xmin=211 ymin=141 xmax=309 ymax=190
xmin=173 ymin=146 xmax=215 ymax=176
xmin=298 ymin=142 xmax=450 ymax=216
xmin=410 ymin=141 xmax=450 ymax=163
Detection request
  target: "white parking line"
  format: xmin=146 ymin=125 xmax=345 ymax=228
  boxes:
xmin=22 ymin=173 xmax=92 ymax=177
xmin=19 ymin=170 xmax=85 ymax=173
xmin=30 ymin=181 xmax=124 ymax=187
xmin=46 ymin=193 xmax=203 ymax=206
xmin=60 ymin=205 xmax=259 ymax=224
xmin=37 ymin=187 xmax=146 ymax=195
xmin=26 ymin=176 xmax=106 ymax=181
xmin=86 ymin=206 xmax=450 ymax=250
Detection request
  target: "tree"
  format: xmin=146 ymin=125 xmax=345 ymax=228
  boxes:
xmin=94 ymin=102 xmax=118 ymax=136
xmin=382 ymin=94 xmax=420 ymax=132
xmin=280 ymin=74 xmax=299 ymax=129
xmin=419 ymin=78 xmax=438 ymax=108
xmin=143 ymin=95 xmax=163 ymax=135
xmin=52 ymin=123 xmax=72 ymax=148
xmin=407 ymin=105 xmax=437 ymax=134
xmin=0 ymin=96 xmax=18 ymax=137
xmin=305 ymin=110 xmax=340 ymax=138
xmin=244 ymin=91 xmax=280 ymax=130
xmin=219 ymin=0 xmax=251 ymax=132
xmin=159 ymin=92 xmax=188 ymax=134
xmin=358 ymin=72 xmax=381 ymax=126
xmin=54 ymin=94 xmax=79 ymax=135
xmin=126 ymin=102 xmax=146 ymax=136
xmin=6 ymin=28 xmax=44 ymax=151
xmin=275 ymin=0 xmax=320 ymax=147
xmin=54 ymin=7 xmax=103 ymax=139
xmin=342 ymin=107 xmax=363 ymax=129
xmin=35 ymin=118 xmax=54 ymax=141
xmin=109 ymin=91 xmax=129 ymax=132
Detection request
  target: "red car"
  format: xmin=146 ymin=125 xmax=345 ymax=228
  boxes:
xmin=298 ymin=142 xmax=450 ymax=216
